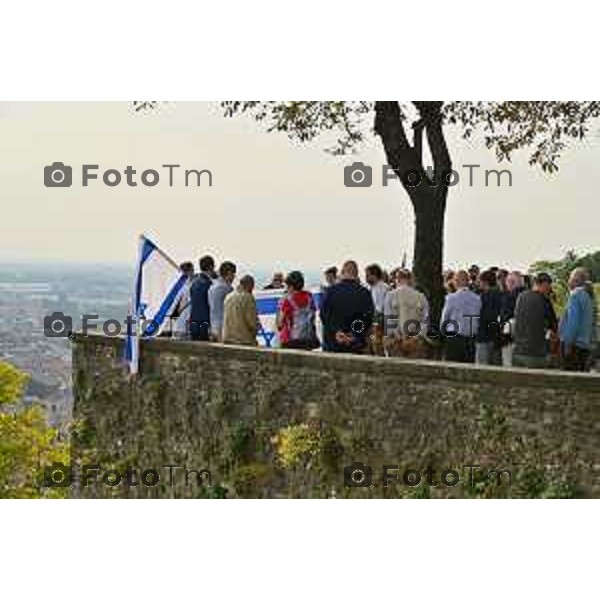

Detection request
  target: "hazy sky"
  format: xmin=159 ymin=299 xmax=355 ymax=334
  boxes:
xmin=1 ymin=101 xmax=599 ymax=274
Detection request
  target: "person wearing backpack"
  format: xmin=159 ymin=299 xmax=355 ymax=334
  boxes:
xmin=276 ymin=270 xmax=320 ymax=350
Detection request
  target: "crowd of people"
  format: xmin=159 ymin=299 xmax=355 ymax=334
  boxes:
xmin=168 ymin=255 xmax=598 ymax=373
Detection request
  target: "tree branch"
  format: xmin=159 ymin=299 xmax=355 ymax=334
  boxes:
xmin=413 ymin=101 xmax=451 ymax=174
xmin=374 ymin=101 xmax=410 ymax=153
xmin=374 ymin=101 xmax=424 ymax=189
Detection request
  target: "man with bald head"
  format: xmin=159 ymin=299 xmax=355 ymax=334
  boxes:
xmin=559 ymin=267 xmax=595 ymax=371
xmin=320 ymin=260 xmax=374 ymax=353
xmin=222 ymin=274 xmax=259 ymax=346
xmin=499 ymin=271 xmax=525 ymax=366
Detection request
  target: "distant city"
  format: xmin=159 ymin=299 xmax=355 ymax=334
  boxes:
xmin=0 ymin=262 xmax=132 ymax=425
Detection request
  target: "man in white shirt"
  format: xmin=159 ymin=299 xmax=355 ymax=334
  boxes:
xmin=440 ymin=270 xmax=482 ymax=363
xmin=208 ymin=261 xmax=237 ymax=341
xmin=365 ymin=264 xmax=389 ymax=314
xmin=365 ymin=264 xmax=389 ymax=355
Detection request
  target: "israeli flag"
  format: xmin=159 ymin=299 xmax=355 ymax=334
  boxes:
xmin=125 ymin=235 xmax=187 ymax=374
xmin=254 ymin=289 xmax=286 ymax=347
xmin=254 ymin=288 xmax=323 ymax=348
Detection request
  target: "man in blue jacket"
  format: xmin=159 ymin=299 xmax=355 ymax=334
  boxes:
xmin=189 ymin=255 xmax=216 ymax=341
xmin=559 ymin=267 xmax=594 ymax=372
xmin=320 ymin=260 xmax=374 ymax=354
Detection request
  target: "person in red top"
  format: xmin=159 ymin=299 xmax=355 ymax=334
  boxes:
xmin=276 ymin=270 xmax=319 ymax=350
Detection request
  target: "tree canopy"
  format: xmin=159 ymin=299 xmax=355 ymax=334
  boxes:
xmin=0 ymin=362 xmax=68 ymax=498
xmin=222 ymin=101 xmax=600 ymax=172
xmin=219 ymin=101 xmax=600 ymax=319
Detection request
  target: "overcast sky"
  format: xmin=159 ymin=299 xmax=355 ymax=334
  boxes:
xmin=1 ymin=101 xmax=598 ymax=274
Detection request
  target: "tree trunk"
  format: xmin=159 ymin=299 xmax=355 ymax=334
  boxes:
xmin=374 ymin=101 xmax=450 ymax=323
xmin=411 ymin=186 xmax=447 ymax=324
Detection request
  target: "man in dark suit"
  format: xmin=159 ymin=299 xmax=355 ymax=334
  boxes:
xmin=320 ymin=260 xmax=374 ymax=354
xmin=189 ymin=255 xmax=216 ymax=341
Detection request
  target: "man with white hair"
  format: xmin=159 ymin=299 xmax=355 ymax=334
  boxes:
xmin=559 ymin=267 xmax=594 ymax=371
xmin=499 ymin=271 xmax=525 ymax=366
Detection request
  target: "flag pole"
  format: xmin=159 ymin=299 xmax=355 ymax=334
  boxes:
xmin=126 ymin=235 xmax=145 ymax=376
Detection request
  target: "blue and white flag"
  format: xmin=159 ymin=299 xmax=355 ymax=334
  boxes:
xmin=254 ymin=288 xmax=323 ymax=348
xmin=125 ymin=235 xmax=187 ymax=374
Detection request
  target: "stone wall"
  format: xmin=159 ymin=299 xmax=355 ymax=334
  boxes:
xmin=72 ymin=334 xmax=600 ymax=498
